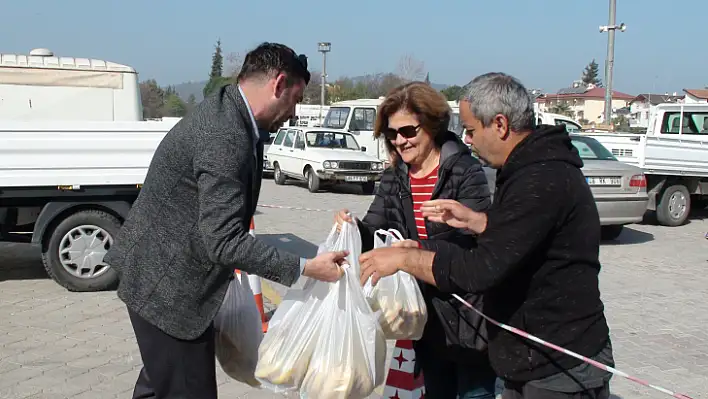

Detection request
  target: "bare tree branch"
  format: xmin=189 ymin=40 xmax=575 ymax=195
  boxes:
xmin=225 ymin=52 xmax=243 ymax=78
xmin=395 ymin=54 xmax=426 ymax=82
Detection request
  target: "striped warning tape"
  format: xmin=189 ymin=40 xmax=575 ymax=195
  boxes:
xmin=452 ymin=294 xmax=694 ymax=399
xmin=258 ymin=204 xmax=336 ymax=212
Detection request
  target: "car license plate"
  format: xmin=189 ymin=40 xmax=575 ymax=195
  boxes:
xmin=345 ymin=176 xmax=368 ymax=182
xmin=586 ymin=176 xmax=621 ymax=186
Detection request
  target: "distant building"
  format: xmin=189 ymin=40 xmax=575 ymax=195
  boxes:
xmin=628 ymin=93 xmax=683 ymax=128
xmin=683 ymin=88 xmax=708 ymax=104
xmin=536 ymin=84 xmax=634 ymax=123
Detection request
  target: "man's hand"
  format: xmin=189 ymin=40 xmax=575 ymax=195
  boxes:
xmin=391 ymin=239 xmax=420 ymax=249
xmin=359 ymin=247 xmax=410 ymax=286
xmin=303 ymin=250 xmax=349 ymax=282
xmin=334 ymin=209 xmax=354 ymax=232
xmin=420 ymin=199 xmax=488 ymax=234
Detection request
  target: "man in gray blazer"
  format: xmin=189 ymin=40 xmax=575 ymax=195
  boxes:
xmin=104 ymin=42 xmax=349 ymax=399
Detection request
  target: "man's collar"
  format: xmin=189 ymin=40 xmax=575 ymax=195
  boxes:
xmin=237 ymin=85 xmax=260 ymax=142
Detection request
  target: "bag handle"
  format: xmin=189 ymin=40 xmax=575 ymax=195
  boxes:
xmin=386 ymin=228 xmax=405 ymax=242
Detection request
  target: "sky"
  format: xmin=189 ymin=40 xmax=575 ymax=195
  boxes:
xmin=2 ymin=0 xmax=706 ymax=95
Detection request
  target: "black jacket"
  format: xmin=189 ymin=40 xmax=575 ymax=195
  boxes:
xmin=422 ymin=125 xmax=610 ymax=382
xmin=357 ymin=131 xmax=492 ymax=362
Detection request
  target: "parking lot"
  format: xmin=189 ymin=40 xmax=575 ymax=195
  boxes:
xmin=1 ymin=179 xmax=707 ymax=399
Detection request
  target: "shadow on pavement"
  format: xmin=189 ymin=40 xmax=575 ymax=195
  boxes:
xmin=0 ymin=242 xmax=48 ymax=282
xmin=602 ymin=226 xmax=654 ymax=246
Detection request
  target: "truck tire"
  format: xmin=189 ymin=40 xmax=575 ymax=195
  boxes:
xmin=41 ymin=209 xmax=121 ymax=292
xmin=656 ymin=184 xmax=691 ymax=226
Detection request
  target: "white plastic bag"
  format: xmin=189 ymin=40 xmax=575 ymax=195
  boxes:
xmin=255 ymin=221 xmax=386 ymax=399
xmin=363 ymin=229 xmax=428 ymax=340
xmin=213 ymin=272 xmax=263 ymax=387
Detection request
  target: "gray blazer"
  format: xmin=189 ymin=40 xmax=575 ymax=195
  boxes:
xmin=104 ymin=84 xmax=301 ymax=340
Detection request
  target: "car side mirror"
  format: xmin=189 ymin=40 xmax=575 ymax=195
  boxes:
xmin=361 ymin=146 xmax=367 ymax=152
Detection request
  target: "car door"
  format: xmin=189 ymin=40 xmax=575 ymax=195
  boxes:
xmin=279 ymin=129 xmax=299 ymax=175
xmin=291 ymin=130 xmax=307 ymax=177
xmin=267 ymin=128 xmax=288 ymax=169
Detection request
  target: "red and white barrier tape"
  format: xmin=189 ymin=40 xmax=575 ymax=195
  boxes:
xmin=259 ymin=204 xmax=336 ymax=212
xmin=452 ymin=294 xmax=695 ymax=399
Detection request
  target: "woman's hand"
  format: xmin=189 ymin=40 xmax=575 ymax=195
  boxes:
xmin=334 ymin=209 xmax=354 ymax=232
xmin=420 ymin=199 xmax=488 ymax=234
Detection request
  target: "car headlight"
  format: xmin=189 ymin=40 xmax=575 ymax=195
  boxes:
xmin=372 ymin=162 xmax=383 ymax=170
xmin=324 ymin=161 xmax=338 ymax=169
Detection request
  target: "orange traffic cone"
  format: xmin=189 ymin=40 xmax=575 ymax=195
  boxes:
xmin=382 ymin=340 xmax=425 ymax=399
xmin=234 ymin=218 xmax=270 ymax=333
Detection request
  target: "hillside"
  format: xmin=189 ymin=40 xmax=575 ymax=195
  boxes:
xmin=173 ymin=78 xmax=451 ymax=103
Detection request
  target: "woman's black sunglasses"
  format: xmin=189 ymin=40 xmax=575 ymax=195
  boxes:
xmin=381 ymin=124 xmax=421 ymax=140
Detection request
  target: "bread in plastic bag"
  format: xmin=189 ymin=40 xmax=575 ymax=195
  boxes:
xmin=213 ymin=272 xmax=263 ymax=387
xmin=363 ymin=229 xmax=428 ymax=340
xmin=255 ymin=221 xmax=386 ymax=398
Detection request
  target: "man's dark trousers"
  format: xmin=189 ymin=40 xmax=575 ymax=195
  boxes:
xmin=129 ymin=309 xmax=218 ymax=399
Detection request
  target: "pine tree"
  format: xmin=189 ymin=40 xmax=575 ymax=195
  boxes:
xmin=582 ymin=59 xmax=602 ymax=87
xmin=204 ymin=39 xmax=230 ymax=98
xmin=210 ymin=39 xmax=223 ymax=79
xmin=424 ymin=72 xmax=430 ymax=85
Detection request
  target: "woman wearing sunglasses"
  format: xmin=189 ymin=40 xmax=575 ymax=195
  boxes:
xmin=335 ymin=81 xmax=496 ymax=398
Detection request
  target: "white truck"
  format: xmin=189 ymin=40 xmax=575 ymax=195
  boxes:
xmin=581 ymin=103 xmax=708 ymax=226
xmin=0 ymin=49 xmax=177 ymax=292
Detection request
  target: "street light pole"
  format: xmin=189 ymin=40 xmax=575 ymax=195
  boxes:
xmin=317 ymin=42 xmax=331 ymax=124
xmin=599 ymin=0 xmax=626 ymax=129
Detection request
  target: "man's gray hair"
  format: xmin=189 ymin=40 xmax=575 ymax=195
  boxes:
xmin=461 ymin=72 xmax=535 ymax=132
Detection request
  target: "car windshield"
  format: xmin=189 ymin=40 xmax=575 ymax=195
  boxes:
xmin=322 ymin=107 xmax=350 ymax=129
xmin=571 ymin=136 xmax=617 ymax=161
xmin=306 ymin=132 xmax=360 ymax=150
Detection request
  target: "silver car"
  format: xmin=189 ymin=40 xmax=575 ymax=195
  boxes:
xmin=483 ymin=135 xmax=648 ymax=240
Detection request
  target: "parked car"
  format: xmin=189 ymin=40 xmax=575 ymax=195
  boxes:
xmin=267 ymin=127 xmax=384 ymax=193
xmin=483 ymin=134 xmax=648 ymax=240
xmin=263 ymin=131 xmax=278 ymax=177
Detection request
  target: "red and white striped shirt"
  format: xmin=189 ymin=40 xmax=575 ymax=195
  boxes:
xmin=409 ymin=166 xmax=439 ymax=240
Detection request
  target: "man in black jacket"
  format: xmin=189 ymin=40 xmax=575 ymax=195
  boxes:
xmin=360 ymin=72 xmax=614 ymax=399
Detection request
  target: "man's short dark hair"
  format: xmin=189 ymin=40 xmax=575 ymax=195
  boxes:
xmin=236 ymin=42 xmax=310 ymax=86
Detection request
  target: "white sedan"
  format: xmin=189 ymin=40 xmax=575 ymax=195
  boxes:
xmin=266 ymin=127 xmax=384 ymax=193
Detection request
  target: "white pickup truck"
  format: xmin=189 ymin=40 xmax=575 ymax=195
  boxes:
xmin=0 ymin=49 xmax=177 ymax=292
xmin=581 ymin=103 xmax=708 ymax=226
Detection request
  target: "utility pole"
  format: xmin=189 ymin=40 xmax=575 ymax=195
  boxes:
xmin=317 ymin=42 xmax=331 ymax=124
xmin=599 ymin=0 xmax=626 ymax=128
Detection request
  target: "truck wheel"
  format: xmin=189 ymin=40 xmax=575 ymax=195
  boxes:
xmin=361 ymin=181 xmax=376 ymax=195
xmin=656 ymin=184 xmax=690 ymax=226
xmin=274 ymin=163 xmax=286 ymax=185
xmin=306 ymin=167 xmax=320 ymax=193
xmin=600 ymin=225 xmax=623 ymax=241
xmin=41 ymin=209 xmax=121 ymax=292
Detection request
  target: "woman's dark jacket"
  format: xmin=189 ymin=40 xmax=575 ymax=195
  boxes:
xmin=356 ymin=131 xmax=492 ymax=364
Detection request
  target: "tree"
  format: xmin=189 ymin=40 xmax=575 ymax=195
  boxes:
xmin=424 ymin=72 xmax=430 ymax=85
xmin=582 ymin=59 xmax=602 ymax=87
xmin=139 ymin=79 xmax=165 ymax=119
xmin=395 ymin=54 xmax=426 ymax=82
xmin=210 ymin=39 xmax=224 ymax=79
xmin=186 ymin=94 xmax=197 ymax=114
xmin=163 ymin=93 xmax=187 ymax=117
xmin=204 ymin=39 xmax=231 ymax=98
xmin=303 ymin=70 xmax=324 ymax=105
xmin=549 ymin=102 xmax=574 ymax=118
xmin=441 ymin=85 xmax=465 ymax=101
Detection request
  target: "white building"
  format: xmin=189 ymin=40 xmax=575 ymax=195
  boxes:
xmin=628 ymin=93 xmax=683 ymax=128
